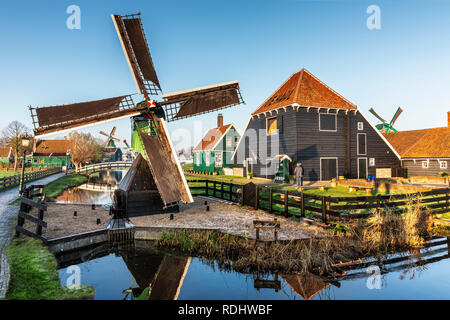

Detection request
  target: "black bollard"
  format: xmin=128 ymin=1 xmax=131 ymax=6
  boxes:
xmin=170 ymin=213 xmax=174 ymax=220
xmin=206 ymin=205 xmax=210 ymax=212
xmin=73 ymin=211 xmax=77 ymax=217
xmin=92 ymin=204 xmax=95 ymax=210
xmin=96 ymin=218 xmax=101 ymax=225
xmin=204 ymin=201 xmax=208 ymax=206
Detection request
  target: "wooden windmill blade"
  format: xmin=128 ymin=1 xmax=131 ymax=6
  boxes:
xmin=30 ymin=95 xmax=141 ymax=138
xmin=160 ymin=81 xmax=244 ymax=121
xmin=112 ymin=13 xmax=161 ymax=98
xmin=99 ymin=131 xmax=110 ymax=137
xmin=110 ymin=126 xmax=117 ymax=136
xmin=136 ymin=121 xmax=193 ymax=206
xmin=390 ymin=107 xmax=403 ymax=126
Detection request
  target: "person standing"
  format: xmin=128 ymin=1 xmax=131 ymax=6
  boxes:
xmin=294 ymin=162 xmax=304 ymax=187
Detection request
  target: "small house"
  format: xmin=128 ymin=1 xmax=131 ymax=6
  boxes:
xmin=0 ymin=147 xmax=13 ymax=165
xmin=384 ymin=112 xmax=450 ymax=177
xmin=232 ymin=68 xmax=402 ymax=181
xmin=193 ymin=114 xmax=241 ymax=174
xmin=30 ymin=139 xmax=73 ymax=168
xmin=103 ymin=147 xmax=123 ymax=162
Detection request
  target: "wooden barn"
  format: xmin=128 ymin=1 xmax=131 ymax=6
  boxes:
xmin=0 ymin=147 xmax=13 ymax=165
xmin=384 ymin=112 xmax=450 ymax=177
xmin=193 ymin=114 xmax=241 ymax=174
xmin=232 ymin=69 xmax=402 ymax=181
xmin=29 ymin=139 xmax=73 ymax=168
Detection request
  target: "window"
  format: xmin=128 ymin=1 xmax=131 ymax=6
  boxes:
xmin=440 ymin=161 xmax=447 ymax=169
xmin=357 ymin=133 xmax=367 ymax=155
xmin=267 ymin=117 xmax=278 ymax=135
xmin=226 ymin=136 xmax=232 ymax=148
xmin=319 ymin=113 xmax=337 ymax=131
xmin=369 ymin=158 xmax=375 ymax=166
xmin=214 ymin=151 xmax=223 ymax=167
xmin=422 ymin=161 xmax=429 ymax=169
xmin=196 ymin=152 xmax=200 ymax=165
xmin=234 ymin=137 xmax=239 ymax=148
xmin=358 ymin=122 xmax=364 ymax=131
xmin=205 ymin=152 xmax=210 ymax=166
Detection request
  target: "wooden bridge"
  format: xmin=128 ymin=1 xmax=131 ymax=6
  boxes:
xmin=75 ymin=161 xmax=132 ymax=174
xmin=78 ymin=182 xmax=118 ymax=193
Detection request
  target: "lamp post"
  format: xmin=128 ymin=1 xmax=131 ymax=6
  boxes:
xmin=65 ymin=150 xmax=71 ymax=176
xmin=19 ymin=138 xmax=30 ymax=197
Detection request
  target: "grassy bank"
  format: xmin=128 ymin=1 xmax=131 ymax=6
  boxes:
xmin=6 ymin=238 xmax=94 ymax=300
xmin=44 ymin=174 xmax=88 ymax=201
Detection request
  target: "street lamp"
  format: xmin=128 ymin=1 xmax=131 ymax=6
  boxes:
xmin=19 ymin=138 xmax=30 ymax=197
xmin=65 ymin=150 xmax=71 ymax=176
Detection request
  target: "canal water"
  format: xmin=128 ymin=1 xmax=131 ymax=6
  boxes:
xmin=54 ymin=170 xmax=126 ymax=205
xmin=57 ymin=237 xmax=450 ymax=300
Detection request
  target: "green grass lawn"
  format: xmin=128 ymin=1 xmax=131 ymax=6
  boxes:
xmin=44 ymin=174 xmax=88 ymax=201
xmin=0 ymin=168 xmax=45 ymax=179
xmin=6 ymin=238 xmax=94 ymax=300
xmin=441 ymin=212 xmax=450 ymax=220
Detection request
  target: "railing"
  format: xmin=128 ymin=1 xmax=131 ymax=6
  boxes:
xmin=75 ymin=161 xmax=132 ymax=174
xmin=78 ymin=182 xmax=118 ymax=192
xmin=16 ymin=185 xmax=48 ymax=242
xmin=0 ymin=167 xmax=62 ymax=191
xmin=186 ymin=179 xmax=450 ymax=224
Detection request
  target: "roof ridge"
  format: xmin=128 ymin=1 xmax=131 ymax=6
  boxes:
xmin=293 ymin=69 xmax=304 ymax=103
xmin=251 ymin=69 xmax=303 ymax=115
xmin=302 ymin=69 xmax=357 ymax=108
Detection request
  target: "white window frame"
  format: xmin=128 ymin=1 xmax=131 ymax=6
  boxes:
xmin=319 ymin=157 xmax=338 ymax=181
xmin=357 ymin=133 xmax=367 ymax=155
xmin=266 ymin=117 xmax=278 ymax=135
xmin=205 ymin=152 xmax=210 ymax=166
xmin=357 ymin=122 xmax=364 ymax=131
xmin=214 ymin=151 xmax=223 ymax=167
xmin=439 ymin=161 xmax=447 ymax=169
xmin=369 ymin=158 xmax=375 ymax=167
xmin=422 ymin=160 xmax=429 ymax=169
xmin=226 ymin=136 xmax=232 ymax=148
xmin=319 ymin=113 xmax=337 ymax=132
xmin=196 ymin=152 xmax=201 ymax=166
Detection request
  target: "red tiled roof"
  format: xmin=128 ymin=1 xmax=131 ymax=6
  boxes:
xmin=33 ymin=139 xmax=74 ymax=156
xmin=0 ymin=147 xmax=11 ymax=158
xmin=384 ymin=127 xmax=450 ymax=158
xmin=252 ymin=69 xmax=357 ymax=115
xmin=194 ymin=124 xmax=231 ymax=151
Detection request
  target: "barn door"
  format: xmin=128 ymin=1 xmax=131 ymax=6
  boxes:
xmin=321 ymin=158 xmax=338 ymax=181
xmin=358 ymin=158 xmax=368 ymax=179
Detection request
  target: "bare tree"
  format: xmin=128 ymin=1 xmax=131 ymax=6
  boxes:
xmin=1 ymin=121 xmax=31 ymax=170
xmin=69 ymin=132 xmax=104 ymax=170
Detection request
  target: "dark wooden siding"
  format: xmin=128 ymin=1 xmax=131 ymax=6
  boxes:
xmin=402 ymin=159 xmax=449 ymax=177
xmin=234 ymin=107 xmax=401 ymax=181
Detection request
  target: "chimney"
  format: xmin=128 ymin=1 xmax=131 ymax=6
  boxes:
xmin=448 ymin=111 xmax=450 ymax=127
xmin=217 ymin=113 xmax=223 ymax=128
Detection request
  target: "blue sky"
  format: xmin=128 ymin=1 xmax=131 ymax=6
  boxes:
xmin=1 ymin=0 xmax=449 ymax=150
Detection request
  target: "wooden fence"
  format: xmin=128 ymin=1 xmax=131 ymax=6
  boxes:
xmin=0 ymin=167 xmax=61 ymax=191
xmin=187 ymin=179 xmax=450 ymax=224
xmin=15 ymin=185 xmax=48 ymax=242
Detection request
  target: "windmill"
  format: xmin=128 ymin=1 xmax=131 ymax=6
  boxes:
xmin=369 ymin=107 xmax=403 ymax=133
xmin=28 ymin=12 xmax=245 ymax=222
xmin=100 ymin=126 xmax=120 ymax=148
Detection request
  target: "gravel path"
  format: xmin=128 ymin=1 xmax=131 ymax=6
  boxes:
xmin=131 ymin=197 xmax=323 ymax=241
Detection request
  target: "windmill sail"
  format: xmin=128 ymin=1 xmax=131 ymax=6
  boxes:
xmin=136 ymin=125 xmax=192 ymax=206
xmin=161 ymin=81 xmax=244 ymax=121
xmin=31 ymin=95 xmax=140 ymax=138
xmin=112 ymin=14 xmax=161 ymax=97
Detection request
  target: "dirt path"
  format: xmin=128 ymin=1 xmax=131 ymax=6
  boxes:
xmin=131 ymin=197 xmax=324 ymax=241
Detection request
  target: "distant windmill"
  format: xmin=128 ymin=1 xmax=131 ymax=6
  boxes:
xmin=369 ymin=107 xmax=403 ymax=133
xmin=99 ymin=126 xmax=120 ymax=148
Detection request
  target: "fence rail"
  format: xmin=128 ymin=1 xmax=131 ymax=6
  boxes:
xmin=75 ymin=161 xmax=132 ymax=174
xmin=16 ymin=185 xmax=48 ymax=242
xmin=0 ymin=167 xmax=62 ymax=191
xmin=186 ymin=179 xmax=450 ymax=224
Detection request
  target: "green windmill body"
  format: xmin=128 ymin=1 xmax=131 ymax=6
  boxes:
xmin=369 ymin=107 xmax=403 ymax=133
xmin=100 ymin=126 xmax=121 ymax=149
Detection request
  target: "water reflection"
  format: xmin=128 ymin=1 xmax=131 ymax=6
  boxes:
xmin=57 ymin=237 xmax=450 ymax=300
xmin=53 ymin=169 xmax=127 ymax=205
